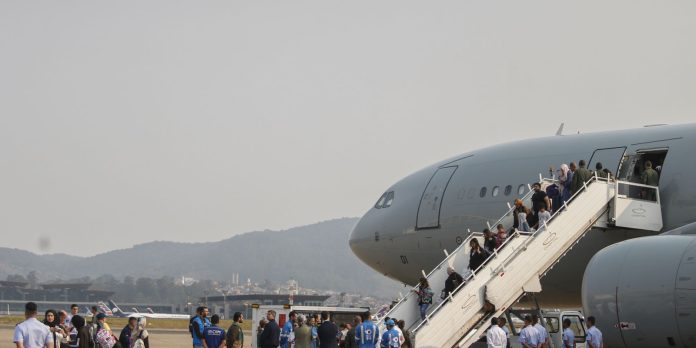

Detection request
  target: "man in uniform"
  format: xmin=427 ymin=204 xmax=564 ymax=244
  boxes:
xmin=532 ymin=314 xmax=550 ymax=348
xmin=379 ymin=320 xmax=400 ymax=348
xmin=570 ymin=160 xmax=592 ymax=195
xmin=519 ymin=316 xmax=540 ymax=348
xmin=226 ymin=312 xmax=244 ymax=348
xmin=594 ymin=163 xmax=608 ymax=179
xmin=562 ymin=318 xmax=575 ymax=348
xmin=641 ymin=160 xmax=659 ymax=200
xmin=355 ymin=312 xmax=378 ymax=348
xmin=585 ymin=316 xmax=604 ymax=348
xmin=13 ymin=302 xmax=53 ymax=348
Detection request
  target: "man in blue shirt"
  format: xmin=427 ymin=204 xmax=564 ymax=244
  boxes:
xmin=519 ymin=315 xmax=540 ymax=348
xmin=585 ymin=316 xmax=603 ymax=348
xmin=280 ymin=310 xmax=297 ymax=348
xmin=192 ymin=306 xmax=212 ymax=348
xmin=380 ymin=320 xmax=400 ymax=348
xmin=355 ymin=312 xmax=378 ymax=348
xmin=203 ymin=314 xmax=226 ymax=348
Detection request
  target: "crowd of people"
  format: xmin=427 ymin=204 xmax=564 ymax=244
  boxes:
xmin=12 ymin=301 xmax=147 ymax=348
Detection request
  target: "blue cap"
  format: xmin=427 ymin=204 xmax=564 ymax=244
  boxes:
xmin=96 ymin=313 xmax=106 ymax=320
xmin=386 ymin=319 xmax=395 ymax=326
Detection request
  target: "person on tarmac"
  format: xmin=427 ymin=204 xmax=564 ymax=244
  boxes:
xmin=562 ymin=318 xmax=575 ymax=348
xmin=519 ymin=315 xmax=540 ymax=348
xmin=354 ymin=312 xmax=378 ymax=348
xmin=532 ymin=314 xmax=550 ymax=348
xmin=379 ymin=320 xmax=400 ymax=348
xmin=280 ymin=311 xmax=297 ymax=348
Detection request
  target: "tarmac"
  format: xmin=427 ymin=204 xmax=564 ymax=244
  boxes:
xmin=0 ymin=327 xmax=253 ymax=348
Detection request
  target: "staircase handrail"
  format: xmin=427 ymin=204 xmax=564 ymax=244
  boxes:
xmin=411 ymin=173 xmax=611 ymax=334
xmin=380 ymin=180 xmax=542 ymax=323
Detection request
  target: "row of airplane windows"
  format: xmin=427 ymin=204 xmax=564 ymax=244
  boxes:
xmin=377 ymin=183 xmax=528 ymax=209
xmin=480 ymin=184 xmax=527 ymax=198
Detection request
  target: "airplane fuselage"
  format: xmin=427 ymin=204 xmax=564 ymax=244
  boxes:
xmin=349 ymin=124 xmax=696 ymax=306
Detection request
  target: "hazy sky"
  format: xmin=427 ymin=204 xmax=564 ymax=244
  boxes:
xmin=1 ymin=1 xmax=695 ymax=256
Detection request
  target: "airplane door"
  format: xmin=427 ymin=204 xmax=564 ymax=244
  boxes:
xmin=416 ymin=166 xmax=457 ymax=229
xmin=588 ymin=147 xmax=627 ymax=175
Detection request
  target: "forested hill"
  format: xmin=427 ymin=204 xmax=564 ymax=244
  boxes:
xmin=0 ymin=218 xmax=402 ymax=296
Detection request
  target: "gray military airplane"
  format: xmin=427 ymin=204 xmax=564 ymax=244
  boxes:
xmin=349 ymin=123 xmax=696 ymax=347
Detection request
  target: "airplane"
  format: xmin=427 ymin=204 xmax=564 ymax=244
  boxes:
xmin=104 ymin=300 xmax=190 ymax=319
xmin=349 ymin=123 xmax=696 ymax=347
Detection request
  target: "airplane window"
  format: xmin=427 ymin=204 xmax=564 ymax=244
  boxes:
xmin=375 ymin=192 xmax=387 ymax=209
xmin=504 ymin=185 xmax=512 ymax=196
xmin=384 ymin=191 xmax=395 ymax=207
xmin=375 ymin=191 xmax=395 ymax=208
xmin=492 ymin=186 xmax=499 ymax=197
xmin=518 ymin=184 xmax=526 ymax=195
xmin=479 ymin=187 xmax=487 ymax=198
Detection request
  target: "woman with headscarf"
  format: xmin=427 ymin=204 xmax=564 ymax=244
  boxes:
xmin=130 ymin=317 xmax=150 ymax=348
xmin=44 ymin=309 xmax=69 ymax=348
xmin=558 ymin=163 xmax=573 ymax=203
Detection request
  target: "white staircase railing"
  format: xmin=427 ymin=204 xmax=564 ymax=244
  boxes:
xmin=376 ymin=180 xmax=544 ymax=334
xmin=382 ymin=174 xmax=661 ymax=348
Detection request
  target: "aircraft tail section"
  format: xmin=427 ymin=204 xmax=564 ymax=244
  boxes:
xmin=97 ymin=302 xmax=114 ymax=316
xmin=107 ymin=300 xmax=127 ymax=317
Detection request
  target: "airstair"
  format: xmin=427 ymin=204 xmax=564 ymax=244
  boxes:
xmin=378 ymin=175 xmax=662 ymax=348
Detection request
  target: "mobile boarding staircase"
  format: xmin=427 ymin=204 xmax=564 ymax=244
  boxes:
xmin=378 ymin=175 xmax=662 ymax=348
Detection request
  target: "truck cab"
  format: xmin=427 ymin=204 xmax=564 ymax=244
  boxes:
xmin=472 ymin=310 xmax=587 ymax=348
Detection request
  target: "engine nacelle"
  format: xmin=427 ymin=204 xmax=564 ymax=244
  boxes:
xmin=582 ymin=235 xmax=696 ymax=347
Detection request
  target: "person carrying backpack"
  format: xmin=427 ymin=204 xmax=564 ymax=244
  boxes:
xmin=192 ymin=306 xmax=211 ymax=348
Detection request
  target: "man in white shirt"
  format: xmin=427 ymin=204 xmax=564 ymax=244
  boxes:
xmin=498 ymin=317 xmax=511 ymax=348
xmin=585 ymin=316 xmax=604 ymax=348
xmin=532 ymin=314 xmax=550 ymax=348
xmin=519 ymin=316 xmax=540 ymax=348
xmin=562 ymin=318 xmax=575 ymax=348
xmin=485 ymin=318 xmax=507 ymax=348
xmin=13 ymin=302 xmax=53 ymax=348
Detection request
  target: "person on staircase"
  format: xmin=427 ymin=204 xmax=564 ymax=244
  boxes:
xmin=442 ymin=266 xmax=464 ymax=300
xmin=469 ymin=239 xmax=489 ymax=272
xmin=414 ymin=278 xmax=433 ymax=320
xmin=483 ymin=229 xmax=497 ymax=254
xmin=570 ymin=160 xmax=593 ymax=195
xmin=531 ymin=182 xmax=552 ymax=227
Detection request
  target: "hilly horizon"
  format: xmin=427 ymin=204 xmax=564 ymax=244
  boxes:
xmin=0 ymin=218 xmax=404 ymax=297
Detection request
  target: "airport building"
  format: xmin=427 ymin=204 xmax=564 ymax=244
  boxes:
xmin=0 ymin=281 xmax=172 ymax=315
xmin=197 ymin=293 xmax=330 ymax=319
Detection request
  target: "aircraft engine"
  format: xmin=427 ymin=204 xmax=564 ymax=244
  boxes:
xmin=582 ymin=234 xmax=696 ymax=347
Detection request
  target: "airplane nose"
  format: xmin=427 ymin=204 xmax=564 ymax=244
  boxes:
xmin=349 ymin=215 xmax=373 ymax=265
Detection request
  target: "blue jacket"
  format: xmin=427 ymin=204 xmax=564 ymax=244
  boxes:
xmin=355 ymin=320 xmax=378 ymax=348
xmin=280 ymin=320 xmax=294 ymax=348
xmin=380 ymin=328 xmax=400 ymax=348
xmin=192 ymin=316 xmax=211 ymax=346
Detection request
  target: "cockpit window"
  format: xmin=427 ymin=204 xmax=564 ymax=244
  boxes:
xmin=384 ymin=191 xmax=395 ymax=207
xmin=375 ymin=191 xmax=395 ymax=209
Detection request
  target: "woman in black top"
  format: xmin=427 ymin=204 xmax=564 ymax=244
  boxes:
xmin=468 ymin=238 xmax=489 ymax=272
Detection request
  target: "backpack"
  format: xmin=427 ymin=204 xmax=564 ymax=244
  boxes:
xmin=189 ymin=316 xmax=198 ymax=338
xmin=95 ymin=329 xmax=116 ymax=348
xmin=132 ymin=339 xmax=145 ymax=348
